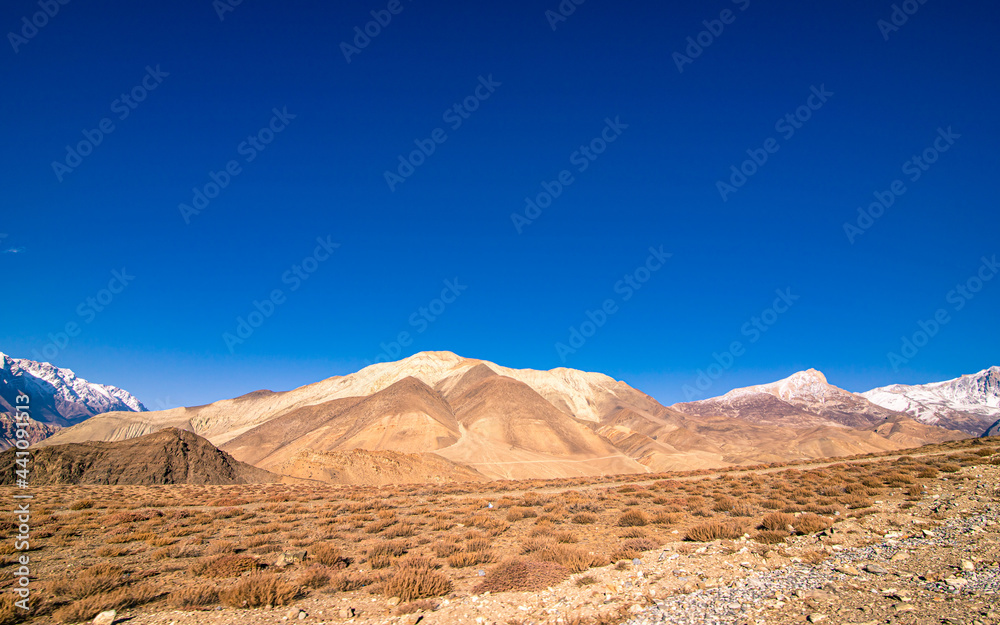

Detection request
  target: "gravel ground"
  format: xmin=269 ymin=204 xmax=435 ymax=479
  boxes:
xmin=626 ymin=472 xmax=1000 ymax=625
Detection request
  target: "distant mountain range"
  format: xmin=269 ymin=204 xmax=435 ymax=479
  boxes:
xmin=0 ymin=352 xmax=146 ymax=449
xmin=23 ymin=351 xmax=995 ymax=484
xmin=861 ymin=366 xmax=1000 ymax=436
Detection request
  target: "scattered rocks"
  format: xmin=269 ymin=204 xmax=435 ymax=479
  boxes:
xmin=92 ymin=611 xmax=116 ymax=625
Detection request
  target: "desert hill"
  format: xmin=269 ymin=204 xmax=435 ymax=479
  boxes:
xmin=0 ymin=428 xmax=277 ymax=485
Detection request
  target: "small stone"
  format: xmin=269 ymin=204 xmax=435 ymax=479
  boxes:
xmin=338 ymin=607 xmax=355 ymax=618
xmin=275 ymin=550 xmax=308 ymax=568
xmin=894 ymin=604 xmax=916 ymax=612
xmin=285 ymin=608 xmax=302 ymax=619
xmin=298 ymin=612 xmax=307 ymax=621
xmin=889 ymin=552 xmax=909 ymax=562
xmin=807 ymin=613 xmax=827 ymax=623
xmin=945 ymin=577 xmax=968 ymax=587
xmin=835 ymin=565 xmax=861 ymax=576
xmin=93 ymin=611 xmax=116 ymax=625
xmin=387 ymin=597 xmax=401 ymax=606
xmin=961 ymin=560 xmax=976 ymax=572
xmin=864 ymin=563 xmax=889 ymax=575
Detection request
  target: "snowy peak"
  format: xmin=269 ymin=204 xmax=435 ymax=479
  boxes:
xmin=862 ymin=366 xmax=1000 ymax=436
xmin=0 ymin=352 xmax=146 ymax=427
xmin=723 ymin=368 xmax=836 ymax=402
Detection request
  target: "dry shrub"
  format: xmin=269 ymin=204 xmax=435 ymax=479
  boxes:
xmin=520 ymin=537 xmax=554 ymax=554
xmin=611 ymin=538 xmax=658 ymax=561
xmin=296 ymin=564 xmax=333 ymax=589
xmin=378 ymin=560 xmax=452 ymax=602
xmin=168 ymin=582 xmax=219 ymax=609
xmin=651 ymin=511 xmax=684 ymax=525
xmin=49 ymin=563 xmax=126 ymax=600
xmin=685 ymin=520 xmax=744 ymax=542
xmin=473 ymin=558 xmax=570 ymax=593
xmin=95 ymin=545 xmax=132 ymax=558
xmin=916 ymin=467 xmax=939 ymax=478
xmin=52 ymin=583 xmax=161 ymax=623
xmin=447 ymin=550 xmax=494 ymax=568
xmin=331 ymin=572 xmax=371 ymax=592
xmin=310 ymin=543 xmax=348 ymax=568
xmin=465 ymin=537 xmax=492 ymax=552
xmin=68 ymin=499 xmax=94 ymax=510
xmin=432 ymin=542 xmax=460 ymax=558
xmin=617 ymin=510 xmax=649 ymax=527
xmin=712 ymin=496 xmax=736 ymax=512
xmin=552 ymin=530 xmax=578 ymax=544
xmin=760 ymin=512 xmax=795 ymax=532
xmin=792 ymin=514 xmax=831 ymax=535
xmin=205 ymin=541 xmax=236 ymax=556
xmin=220 ymin=573 xmax=299 ymax=608
xmin=536 ymin=544 xmax=608 ymax=573
xmin=193 ymin=554 xmax=259 ymax=578
xmin=761 ymin=498 xmax=785 ymax=510
xmin=843 ymin=494 xmax=873 ymax=509
xmin=937 ymin=463 xmax=961 ymax=473
xmin=571 ymin=512 xmax=598 ymax=525
xmin=753 ymin=530 xmax=788 ymax=545
xmin=467 ymin=513 xmax=510 ymax=535
xmin=367 ymin=540 xmax=409 ymax=568
xmin=0 ymin=593 xmax=29 ymax=625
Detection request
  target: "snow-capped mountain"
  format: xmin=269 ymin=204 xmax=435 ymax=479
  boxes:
xmin=0 ymin=352 xmax=146 ymax=427
xmin=672 ymin=368 xmax=907 ymax=429
xmin=862 ymin=367 xmax=1000 ymax=436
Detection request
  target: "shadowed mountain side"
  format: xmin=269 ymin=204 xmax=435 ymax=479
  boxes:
xmin=264 ymin=448 xmax=488 ymax=485
xmin=985 ymin=419 xmax=1000 ymax=437
xmin=433 ymin=374 xmax=649 ymax=479
xmin=0 ymin=413 xmax=61 ymax=450
xmin=218 ymin=396 xmax=362 ymax=466
xmin=225 ymin=377 xmax=461 ymax=471
xmin=4 ymin=428 xmax=278 ymax=485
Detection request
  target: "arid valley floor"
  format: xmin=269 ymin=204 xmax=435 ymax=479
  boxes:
xmin=2 ymin=438 xmax=998 ymax=625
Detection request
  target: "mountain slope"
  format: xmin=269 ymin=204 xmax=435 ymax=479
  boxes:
xmin=862 ymin=367 xmax=1000 ymax=435
xmin=0 ymin=428 xmax=277 ymax=485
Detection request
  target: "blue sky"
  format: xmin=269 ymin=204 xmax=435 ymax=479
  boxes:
xmin=2 ymin=0 xmax=998 ymax=409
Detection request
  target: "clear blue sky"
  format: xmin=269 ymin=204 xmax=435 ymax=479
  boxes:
xmin=2 ymin=0 xmax=998 ymax=409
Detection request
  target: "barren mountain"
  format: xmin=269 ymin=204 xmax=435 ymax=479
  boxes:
xmin=862 ymin=366 xmax=1000 ymax=436
xmin=0 ymin=428 xmax=277 ymax=485
xmin=39 ymin=353 xmax=971 ymax=483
